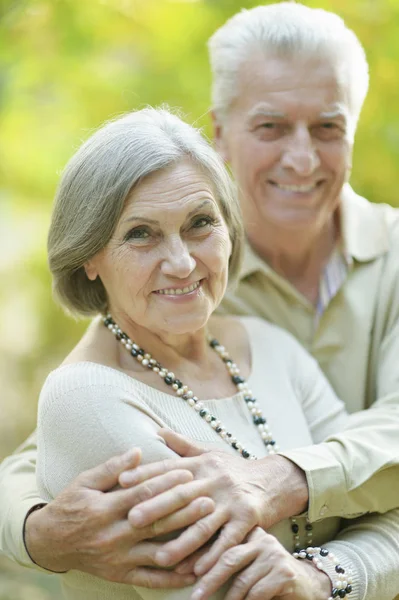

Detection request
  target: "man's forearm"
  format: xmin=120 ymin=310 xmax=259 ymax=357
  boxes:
xmin=252 ymin=454 xmax=309 ymax=527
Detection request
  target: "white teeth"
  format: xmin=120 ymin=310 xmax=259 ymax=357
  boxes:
xmin=157 ymin=281 xmax=200 ymax=296
xmin=275 ymin=183 xmax=316 ymax=192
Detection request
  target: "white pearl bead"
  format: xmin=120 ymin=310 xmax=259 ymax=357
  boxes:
xmin=176 ymin=388 xmax=184 ymax=396
xmin=126 ymin=344 xmax=132 ymax=351
xmin=137 ymin=355 xmax=143 ymax=362
xmin=121 ymin=338 xmax=126 ymax=345
xmin=167 ymin=372 xmax=174 ymax=379
xmin=188 ymin=399 xmax=195 ymax=406
xmin=186 ymin=391 xmax=194 ymax=398
xmin=144 ymin=353 xmax=151 ymax=360
xmin=153 ymin=366 xmax=159 ymax=373
xmin=142 ymin=359 xmax=149 ymax=366
xmin=172 ymin=384 xmax=178 ymax=390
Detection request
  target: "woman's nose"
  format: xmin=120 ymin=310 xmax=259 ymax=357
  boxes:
xmin=160 ymin=236 xmax=196 ymax=278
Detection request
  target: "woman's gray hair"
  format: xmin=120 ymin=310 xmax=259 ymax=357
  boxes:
xmin=208 ymin=2 xmax=369 ymax=132
xmin=48 ymin=107 xmax=243 ymax=317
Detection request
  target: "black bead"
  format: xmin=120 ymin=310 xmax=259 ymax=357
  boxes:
xmin=216 ymin=426 xmax=222 ymax=433
xmin=209 ymin=339 xmax=219 ymax=348
xmin=116 ymin=332 xmax=122 ymax=340
xmin=291 ymin=523 xmax=299 ymax=534
xmin=164 ymin=376 xmax=173 ymax=385
xmin=232 ymin=375 xmax=245 ymax=384
xmin=253 ymin=416 xmax=266 ymax=425
xmin=199 ymin=409 xmax=207 ymax=418
xmin=104 ymin=317 xmax=112 ymax=326
xmin=338 ymin=590 xmax=347 ymax=598
xmin=332 ymin=589 xmax=339 ymax=598
xmin=182 ymin=394 xmax=189 ymax=400
xmin=226 ymin=432 xmax=232 ymax=437
xmin=137 ymin=348 xmax=144 ymax=356
xmin=131 ymin=348 xmax=138 ymax=357
xmin=345 ymin=585 xmax=352 ymax=594
xmin=174 ymin=379 xmax=183 ymax=388
xmin=223 ymin=357 xmax=232 ymax=364
xmin=320 ymin=548 xmax=329 ymax=557
xmin=305 ymin=523 xmax=313 ymax=531
xmin=244 ymin=396 xmax=254 ymax=403
xmin=242 ymin=450 xmax=250 ymax=459
xmin=232 ymin=442 xmax=238 ymax=450
xmin=306 ymin=553 xmax=314 ymax=561
xmin=210 ymin=416 xmax=216 ymax=421
xmin=335 ymin=565 xmax=345 ymax=574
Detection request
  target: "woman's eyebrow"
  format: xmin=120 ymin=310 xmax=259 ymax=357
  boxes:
xmin=123 ymin=199 xmax=215 ymax=225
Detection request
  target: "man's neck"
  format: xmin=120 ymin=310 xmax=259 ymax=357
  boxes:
xmin=247 ymin=213 xmax=339 ymax=304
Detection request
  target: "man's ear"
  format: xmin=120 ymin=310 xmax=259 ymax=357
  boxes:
xmin=211 ymin=110 xmax=230 ymax=163
xmin=84 ymin=260 xmax=99 ymax=281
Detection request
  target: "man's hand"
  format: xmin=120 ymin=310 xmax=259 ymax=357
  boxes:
xmin=119 ymin=430 xmax=309 ymax=574
xmin=24 ymin=448 xmax=213 ymax=587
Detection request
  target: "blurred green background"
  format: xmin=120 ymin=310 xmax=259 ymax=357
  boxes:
xmin=1 ymin=0 xmax=399 ymax=596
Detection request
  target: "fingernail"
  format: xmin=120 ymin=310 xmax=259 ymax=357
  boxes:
xmin=194 ymin=562 xmax=206 ymax=576
xmin=128 ymin=509 xmax=142 ymax=526
xmin=155 ymin=551 xmax=170 ymax=566
xmin=120 ymin=472 xmax=134 ymax=486
xmin=191 ymin=588 xmax=204 ymax=600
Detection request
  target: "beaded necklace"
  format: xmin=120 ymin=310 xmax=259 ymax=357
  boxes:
xmin=103 ymin=314 xmax=312 ymax=550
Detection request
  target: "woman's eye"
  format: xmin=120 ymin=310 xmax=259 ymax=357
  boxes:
xmin=125 ymin=227 xmax=150 ymax=240
xmin=192 ymin=216 xmax=214 ymax=229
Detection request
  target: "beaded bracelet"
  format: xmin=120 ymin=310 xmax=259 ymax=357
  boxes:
xmin=293 ymin=546 xmax=353 ymax=599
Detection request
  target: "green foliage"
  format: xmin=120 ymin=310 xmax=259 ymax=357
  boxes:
xmin=0 ymin=0 xmax=398 ymax=593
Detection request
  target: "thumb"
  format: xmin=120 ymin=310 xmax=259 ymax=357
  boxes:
xmin=159 ymin=429 xmax=208 ymax=457
xmin=77 ymin=448 xmax=142 ymax=491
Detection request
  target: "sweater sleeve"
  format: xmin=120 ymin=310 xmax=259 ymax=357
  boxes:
xmin=36 ymin=363 xmax=180 ymax=501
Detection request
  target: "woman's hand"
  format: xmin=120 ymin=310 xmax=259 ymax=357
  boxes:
xmin=187 ymin=528 xmax=332 ymax=600
xmin=120 ymin=429 xmax=308 ymax=573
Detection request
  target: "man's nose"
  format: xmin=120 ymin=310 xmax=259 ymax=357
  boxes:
xmin=160 ymin=236 xmax=196 ymax=278
xmin=281 ymin=127 xmax=320 ymax=176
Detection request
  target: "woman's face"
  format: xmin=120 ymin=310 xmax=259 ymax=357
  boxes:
xmin=85 ymin=159 xmax=232 ymax=337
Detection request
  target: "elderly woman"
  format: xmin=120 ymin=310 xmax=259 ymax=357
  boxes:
xmin=37 ymin=107 xmax=352 ymax=600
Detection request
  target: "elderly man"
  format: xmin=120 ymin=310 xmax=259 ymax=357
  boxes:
xmin=1 ymin=3 xmax=399 ymax=600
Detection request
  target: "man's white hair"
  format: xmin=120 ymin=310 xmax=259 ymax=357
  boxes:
xmin=208 ymin=2 xmax=369 ymax=129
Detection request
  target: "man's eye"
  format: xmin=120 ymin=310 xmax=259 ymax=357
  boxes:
xmin=260 ymin=122 xmax=276 ymax=129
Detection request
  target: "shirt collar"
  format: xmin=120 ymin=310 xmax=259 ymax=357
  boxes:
xmin=240 ymin=183 xmax=389 ymax=280
xmin=340 ymin=183 xmax=390 ymax=262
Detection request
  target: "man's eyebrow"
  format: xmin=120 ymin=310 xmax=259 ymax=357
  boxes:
xmin=319 ymin=109 xmax=348 ymax=119
xmin=123 ymin=199 xmax=215 ymax=225
xmin=247 ymin=106 xmax=286 ymax=120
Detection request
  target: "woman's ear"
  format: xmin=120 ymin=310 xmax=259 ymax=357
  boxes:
xmin=84 ymin=260 xmax=99 ymax=281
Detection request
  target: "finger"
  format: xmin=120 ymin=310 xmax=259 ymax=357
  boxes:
xmin=190 ymin=545 xmax=257 ymax=600
xmin=155 ymin=509 xmax=227 ymax=567
xmin=175 ymin=544 xmax=211 ymax=575
xmin=159 ymin=429 xmax=210 ymax=457
xmin=77 ymin=448 xmax=142 ymax=491
xmin=125 ymin=566 xmax=197 ymax=588
xmin=111 ymin=469 xmax=194 ymax=514
xmin=225 ymin=557 xmax=274 ymax=600
xmin=120 ymin=457 xmax=188 ymax=488
xmin=194 ymin=521 xmax=252 ymax=576
xmin=128 ymin=479 xmax=211 ymax=527
xmin=149 ymin=497 xmax=215 ymax=538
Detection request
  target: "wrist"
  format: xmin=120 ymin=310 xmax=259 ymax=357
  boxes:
xmin=255 ymin=455 xmax=309 ymax=527
xmin=24 ymin=504 xmax=69 ymax=573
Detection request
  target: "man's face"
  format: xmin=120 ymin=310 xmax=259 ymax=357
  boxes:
xmin=214 ymin=54 xmax=354 ymax=234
